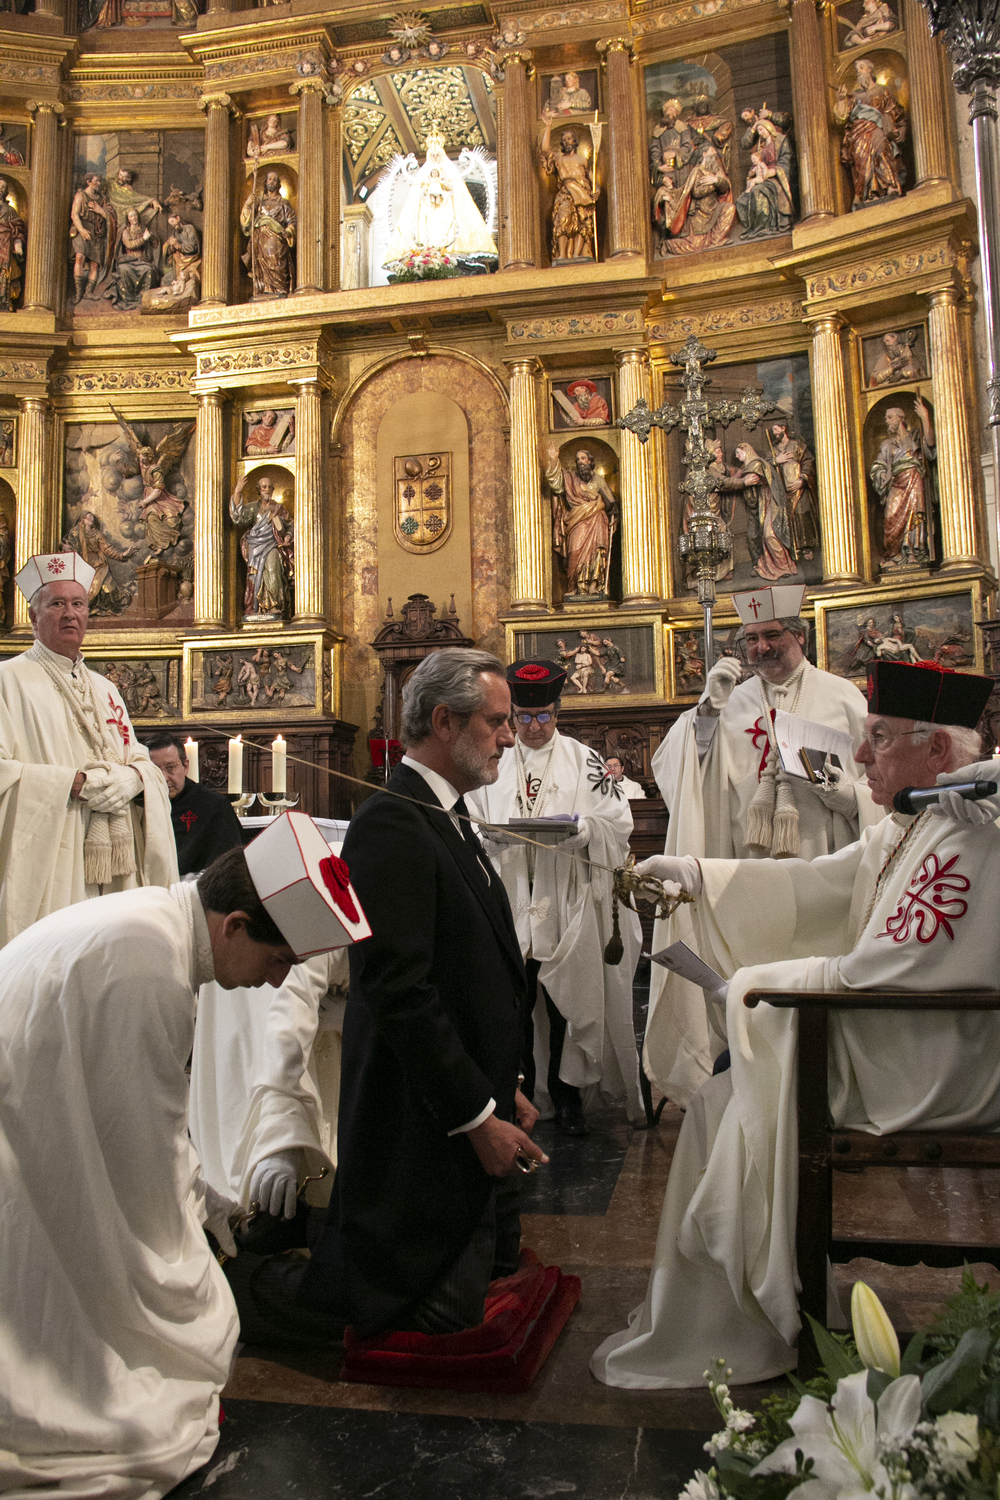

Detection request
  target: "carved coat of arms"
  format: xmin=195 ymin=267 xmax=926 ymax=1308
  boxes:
xmin=394 ymin=452 xmax=452 ymax=553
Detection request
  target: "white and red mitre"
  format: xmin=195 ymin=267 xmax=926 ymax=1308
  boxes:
xmin=732 ymin=583 xmax=806 ymax=626
xmin=244 ymin=811 xmax=371 ymax=959
xmin=15 ymin=551 xmax=96 ymax=602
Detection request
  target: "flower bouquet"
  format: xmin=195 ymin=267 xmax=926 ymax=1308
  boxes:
xmin=384 ymin=246 xmax=464 ymax=283
xmin=681 ymin=1272 xmax=1000 ymax=1498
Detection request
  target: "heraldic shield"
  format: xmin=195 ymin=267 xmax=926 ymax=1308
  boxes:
xmin=394 ymin=452 xmax=453 ymax=554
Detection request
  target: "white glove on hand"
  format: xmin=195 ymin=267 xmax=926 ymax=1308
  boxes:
xmin=703 ymin=977 xmax=728 ymax=1011
xmin=634 ymin=853 xmax=703 ymax=895
xmin=559 ymin=817 xmax=591 ymax=851
xmin=808 ymin=763 xmax=857 ymax=819
xmin=249 ymin=1148 xmax=302 ymax=1220
xmin=700 ymin=655 xmax=743 ymax=712
xmin=930 ymin=759 xmax=1000 ymax=826
xmin=83 ymin=765 xmax=142 ymax=815
xmin=196 ymin=1179 xmax=242 ymax=1257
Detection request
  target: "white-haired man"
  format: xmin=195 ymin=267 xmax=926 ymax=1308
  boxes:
xmin=593 ymin=661 xmax=1000 ymax=1389
xmin=0 ymin=552 xmax=176 ymax=945
xmin=646 ymin=584 xmax=881 ymax=1106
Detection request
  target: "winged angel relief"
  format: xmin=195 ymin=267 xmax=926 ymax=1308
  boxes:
xmin=110 ymin=407 xmax=195 ymax=558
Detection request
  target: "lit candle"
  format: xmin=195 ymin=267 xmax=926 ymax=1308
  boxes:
xmin=184 ymin=737 xmax=199 ymax=783
xmin=228 ymin=735 xmax=243 ymax=794
xmin=271 ymin=734 xmax=287 ymax=795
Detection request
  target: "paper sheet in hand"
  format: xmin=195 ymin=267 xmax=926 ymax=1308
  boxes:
xmin=649 ymin=940 xmax=724 ymax=989
xmin=773 ymin=711 xmax=854 ymax=780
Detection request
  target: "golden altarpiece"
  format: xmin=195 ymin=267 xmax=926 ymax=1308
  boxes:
xmin=0 ymin=0 xmax=992 ymax=817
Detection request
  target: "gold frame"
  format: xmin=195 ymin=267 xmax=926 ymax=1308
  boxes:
xmin=814 ymin=576 xmax=990 ymax=680
xmin=547 ymin=371 xmax=616 ymax=434
xmin=665 ymin=616 xmax=742 ymax=701
xmin=504 ymin=610 xmax=665 ymax=706
xmin=0 ymin=413 xmax=16 ymax=470
xmin=182 ymin=629 xmax=335 ymax=723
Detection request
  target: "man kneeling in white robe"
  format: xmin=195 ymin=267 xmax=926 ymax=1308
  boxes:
xmin=592 ymin=660 xmax=1000 ymax=1390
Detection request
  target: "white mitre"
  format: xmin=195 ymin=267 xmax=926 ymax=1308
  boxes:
xmin=245 ymin=810 xmax=372 ymax=958
xmin=15 ymin=550 xmax=96 ymax=601
xmin=732 ymin=582 xmax=806 ymax=625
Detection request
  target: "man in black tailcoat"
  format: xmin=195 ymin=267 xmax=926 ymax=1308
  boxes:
xmin=145 ymin=732 xmax=243 ymax=877
xmin=299 ymin=648 xmax=545 ymax=1337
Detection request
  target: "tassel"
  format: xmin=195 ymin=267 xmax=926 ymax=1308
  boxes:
xmin=604 ymin=895 xmax=624 ymax=965
xmin=744 ymin=748 xmax=777 ymax=854
xmin=84 ymin=813 xmax=114 ymax=886
xmin=109 ymin=810 xmax=137 ymax=878
xmin=771 ymin=774 xmax=800 ymax=859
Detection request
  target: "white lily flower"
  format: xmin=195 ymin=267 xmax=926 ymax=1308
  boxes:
xmin=679 ymin=1472 xmax=721 ymax=1500
xmin=752 ymin=1370 xmax=921 ymax=1498
xmin=934 ymin=1411 xmax=979 ymax=1466
xmin=851 ymin=1281 xmax=901 ymax=1377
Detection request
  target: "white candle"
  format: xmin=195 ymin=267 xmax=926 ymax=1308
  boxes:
xmin=228 ymin=735 xmax=243 ymax=794
xmin=271 ymin=734 xmax=287 ymax=795
xmin=184 ymin=738 xmax=199 ymax=783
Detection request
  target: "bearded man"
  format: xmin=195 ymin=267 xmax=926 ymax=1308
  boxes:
xmin=594 ymin=661 xmax=999 ymax=1389
xmin=545 ymin=444 xmax=618 ymax=597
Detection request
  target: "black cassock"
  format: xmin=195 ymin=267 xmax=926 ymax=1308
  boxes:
xmin=300 ymin=762 xmax=528 ymax=1337
xmin=170 ymin=778 xmax=244 ymax=877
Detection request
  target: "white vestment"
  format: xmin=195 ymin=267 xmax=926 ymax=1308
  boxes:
xmin=469 ymin=732 xmax=643 ymax=1120
xmin=0 ymin=883 xmax=237 ymax=1498
xmin=189 ymin=948 xmax=349 ymax=1208
xmin=618 ymin=776 xmax=645 ymax=799
xmin=646 ymin=660 xmax=881 ymax=1106
xmin=0 ymin=643 xmax=177 ymax=946
xmin=592 ymin=811 xmax=1000 ymax=1389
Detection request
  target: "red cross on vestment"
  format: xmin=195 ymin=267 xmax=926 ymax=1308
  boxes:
xmin=179 ymin=809 xmax=198 ymax=832
xmin=106 ymin=695 xmax=130 ymax=748
xmin=745 ymin=710 xmax=776 ymax=779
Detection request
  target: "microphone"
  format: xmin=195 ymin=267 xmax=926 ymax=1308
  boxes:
xmin=893 ymin=781 xmax=998 ymax=815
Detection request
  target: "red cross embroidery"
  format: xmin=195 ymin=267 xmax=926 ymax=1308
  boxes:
xmin=179 ymin=809 xmax=198 ymax=832
xmin=47 ymin=557 xmax=66 ymax=574
xmin=746 ymin=595 xmax=762 ymax=618
xmin=745 ymin=711 xmax=776 ymax=779
xmin=876 ymin=852 xmax=970 ymax=944
xmin=106 ymin=694 xmax=130 ymax=748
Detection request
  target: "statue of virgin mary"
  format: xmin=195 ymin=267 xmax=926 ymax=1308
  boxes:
xmin=383 ymin=130 xmax=498 ymax=265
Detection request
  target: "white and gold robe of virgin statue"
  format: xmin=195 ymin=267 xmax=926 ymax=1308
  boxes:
xmin=592 ymin=809 xmax=1000 ymax=1389
xmin=0 ymin=641 xmax=176 ymax=945
xmin=469 ymin=731 xmax=643 ymax=1122
xmin=645 ymin=658 xmax=882 ymax=1108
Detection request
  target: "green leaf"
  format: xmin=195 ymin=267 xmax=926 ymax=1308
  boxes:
xmin=866 ymin=1367 xmax=895 ymax=1403
xmin=921 ymin=1326 xmax=992 ymax=1415
xmin=900 ymin=1332 xmax=926 ymax=1376
xmin=804 ymin=1314 xmax=863 ymax=1382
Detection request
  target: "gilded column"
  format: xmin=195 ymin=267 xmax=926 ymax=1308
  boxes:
xmin=327 ymin=101 xmax=342 ymax=291
xmin=291 ymin=377 xmax=326 ymax=623
xmin=199 ymin=94 xmax=236 ymax=307
xmin=290 ymin=78 xmax=327 ymax=294
xmin=615 ymin=347 xmax=661 ymax=602
xmin=32 ymin=0 xmax=63 ymax=19
xmin=598 ymin=40 xmax=644 ymax=258
xmin=194 ymin=390 xmax=227 ymax=629
xmin=505 ymin=358 xmax=547 ymax=610
xmin=14 ymin=396 xmax=52 ymax=630
xmin=925 ymin=284 xmax=984 ymax=565
xmin=809 ymin=315 xmax=861 ymax=581
xmin=23 ymin=102 xmax=64 ymax=314
xmin=499 ymin=53 xmax=536 ymax=271
xmin=902 ymin=0 xmax=951 ymax=187
xmin=789 ymin=0 xmax=836 ymax=221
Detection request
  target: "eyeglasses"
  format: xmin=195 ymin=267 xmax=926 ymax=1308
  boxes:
xmin=515 ymin=711 xmax=554 ymax=726
xmin=854 ymin=727 xmax=925 ymax=756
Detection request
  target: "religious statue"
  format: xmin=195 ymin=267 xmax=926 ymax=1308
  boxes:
xmin=649 ymin=99 xmax=689 ymax=253
xmin=107 ymin=168 xmax=162 ymax=229
xmin=229 ymin=471 xmax=295 ymax=620
xmin=544 ymin=444 xmax=617 ymax=597
xmin=107 ymin=209 xmax=159 ymax=311
xmin=240 ymin=170 xmax=296 ymax=299
xmin=248 ymin=114 xmax=295 ymax=158
xmin=834 ymin=58 xmax=907 ymax=209
xmin=540 ymin=119 xmax=600 ymax=264
xmin=847 ymin=613 xmax=921 ymax=671
xmin=768 ymin=419 xmax=820 ymax=561
xmin=244 ymin=409 xmax=295 ymax=456
xmin=212 ymin=653 xmax=234 ymax=707
xmin=841 ymin=0 xmax=897 ymax=47
xmin=685 ymin=95 xmax=733 ymax=167
xmin=868 ymin=328 xmax=925 ymax=387
xmin=266 ymin=648 xmax=305 ymax=705
xmin=0 ymin=420 xmax=13 ymax=466
xmin=553 ymin=379 xmax=610 ymax=427
xmin=659 ymin=138 xmax=735 ymax=255
xmin=69 ymin=175 xmax=115 ymax=304
xmin=675 ymin=630 xmax=706 ymax=693
xmin=0 ymin=126 xmax=24 ymax=166
xmin=735 ymin=105 xmax=797 ymax=240
xmin=0 ymin=179 xmax=25 ymax=313
xmin=110 ymin=408 xmax=195 ymax=559
xmin=547 ymin=71 xmax=593 ymax=114
xmin=382 ymin=132 xmax=497 ymax=266
xmin=61 ymin=510 xmax=136 ymax=614
xmin=870 ymin=397 xmax=936 ymax=569
xmin=141 ymin=215 xmax=200 ymax=314
xmin=733 ymin=441 xmax=799 ymax=582
xmin=681 ymin=436 xmax=744 ymax=582
xmin=0 ymin=510 xmax=11 ymax=628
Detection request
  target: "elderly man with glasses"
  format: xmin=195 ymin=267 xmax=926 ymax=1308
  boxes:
xmin=469 ymin=659 xmax=643 ymax=1135
xmin=593 ymin=659 xmax=1000 ymax=1391
xmin=645 ymin=584 xmax=882 ymax=1109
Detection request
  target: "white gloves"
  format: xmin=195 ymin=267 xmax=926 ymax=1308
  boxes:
xmin=81 ymin=764 xmax=143 ymax=815
xmin=703 ymin=977 xmax=729 ymax=1011
xmin=700 ymin=656 xmax=743 ymax=712
xmin=559 ymin=817 xmax=591 ymax=851
xmin=930 ymin=759 xmax=1000 ymax=826
xmin=249 ymin=1148 xmax=302 ymax=1220
xmin=808 ymin=763 xmax=857 ymax=819
xmin=634 ymin=853 xmax=703 ymax=895
xmin=195 ymin=1179 xmax=242 ymax=1257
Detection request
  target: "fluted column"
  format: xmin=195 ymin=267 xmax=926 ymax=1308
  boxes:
xmin=14 ymin=397 xmax=52 ymax=630
xmin=809 ymin=315 xmax=861 ymax=581
xmin=925 ymin=285 xmax=984 ymax=565
xmin=499 ymin=53 xmax=536 ymax=270
xmin=598 ymin=39 xmax=644 ymax=258
xmin=291 ymin=377 xmax=326 ymax=623
xmin=23 ymin=102 xmax=64 ymax=314
xmin=199 ymin=94 xmax=236 ymax=307
xmin=33 ymin=0 xmax=63 ymax=19
xmin=789 ymin=0 xmax=837 ymax=221
xmin=505 ymin=358 xmax=547 ymax=610
xmin=194 ymin=390 xmax=227 ymax=629
xmin=615 ymin=347 xmax=661 ymax=602
xmin=290 ymin=78 xmax=327 ymax=294
xmin=902 ymin=0 xmax=951 ymax=187
xmin=327 ymin=102 xmax=342 ymax=291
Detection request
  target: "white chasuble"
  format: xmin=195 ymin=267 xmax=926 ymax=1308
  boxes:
xmin=0 ymin=883 xmax=237 ymax=1498
xmin=592 ymin=813 xmax=1000 ymax=1390
xmin=645 ymin=661 xmax=882 ymax=1107
xmin=0 ymin=645 xmax=177 ymax=946
xmin=468 ymin=731 xmax=643 ymax=1121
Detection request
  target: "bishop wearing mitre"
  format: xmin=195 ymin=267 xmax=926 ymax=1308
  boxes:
xmin=0 ymin=552 xmax=176 ymax=944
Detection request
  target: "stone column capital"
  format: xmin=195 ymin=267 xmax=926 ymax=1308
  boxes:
xmin=17 ymin=394 xmax=50 ymax=415
xmin=498 ymin=50 xmax=534 ymax=76
xmin=923 ymin=281 xmax=961 ymax=308
xmin=26 ymin=100 xmax=64 ymax=118
xmin=196 ymin=388 xmax=229 ymax=409
xmin=289 ymin=76 xmax=337 ymax=102
xmin=503 ymin=356 xmax=542 ymax=378
xmin=597 ymin=36 xmax=633 ymax=59
xmin=200 ymin=93 xmax=238 ymax=115
xmin=614 ymin=345 xmax=649 ymax=368
xmin=808 ymin=311 xmax=846 ymax=335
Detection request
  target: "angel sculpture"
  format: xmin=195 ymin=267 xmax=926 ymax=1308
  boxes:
xmin=110 ymin=407 xmax=195 ymax=558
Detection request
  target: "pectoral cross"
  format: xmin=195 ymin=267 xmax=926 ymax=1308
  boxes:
xmin=617 ymin=334 xmax=777 ymax=670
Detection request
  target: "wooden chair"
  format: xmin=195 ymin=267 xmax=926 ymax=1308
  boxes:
xmin=743 ymin=989 xmax=1000 ymax=1376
